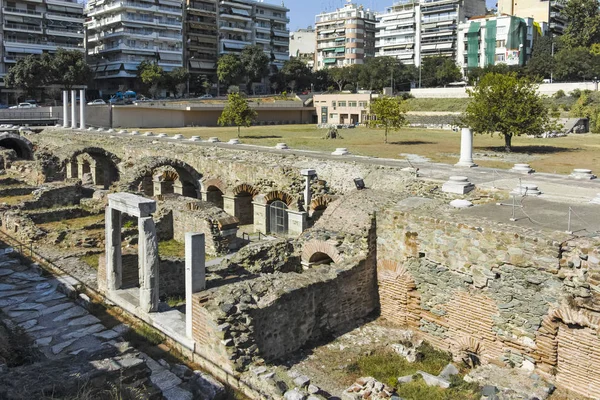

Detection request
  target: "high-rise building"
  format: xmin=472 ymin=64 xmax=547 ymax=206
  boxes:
xmin=456 ymin=15 xmax=541 ymax=74
xmin=375 ymin=0 xmax=420 ymax=65
xmin=314 ymin=2 xmax=376 ymax=70
xmin=0 ymin=0 xmax=84 ymax=79
xmin=85 ymin=0 xmax=184 ymax=94
xmin=290 ymin=27 xmax=316 ymax=70
xmin=218 ymin=0 xmax=290 ymax=71
xmin=184 ymin=0 xmax=218 ymax=82
xmin=498 ymin=0 xmax=565 ymax=36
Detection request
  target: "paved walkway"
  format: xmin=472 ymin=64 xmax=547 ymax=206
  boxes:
xmin=0 ymin=247 xmax=194 ymax=400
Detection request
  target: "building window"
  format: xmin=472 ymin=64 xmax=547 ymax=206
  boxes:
xmin=495 ymin=54 xmax=505 ymax=62
xmin=496 ymin=40 xmax=506 ymax=48
xmin=358 ymin=101 xmax=367 ymax=107
xmin=332 ymin=101 xmax=336 ymax=107
xmin=338 ymin=101 xmax=346 ymax=107
xmin=348 ymin=101 xmax=357 ymax=107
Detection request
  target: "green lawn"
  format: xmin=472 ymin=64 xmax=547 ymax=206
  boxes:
xmin=139 ymin=124 xmax=600 ymax=175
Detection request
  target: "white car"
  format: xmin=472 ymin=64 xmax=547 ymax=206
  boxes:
xmin=87 ymin=99 xmax=107 ymax=105
xmin=198 ymin=94 xmax=213 ymax=99
xmin=9 ymin=102 xmax=36 ymax=109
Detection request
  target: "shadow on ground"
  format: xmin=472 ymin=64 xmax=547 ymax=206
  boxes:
xmin=241 ymin=135 xmax=282 ymax=139
xmin=477 ymin=145 xmax=578 ymax=154
xmin=389 ymin=140 xmax=436 ymax=146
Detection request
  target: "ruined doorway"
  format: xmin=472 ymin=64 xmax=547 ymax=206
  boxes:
xmin=269 ymin=200 xmax=288 ymax=235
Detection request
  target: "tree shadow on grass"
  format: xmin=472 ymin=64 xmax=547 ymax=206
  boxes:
xmin=477 ymin=145 xmax=578 ymax=154
xmin=240 ymin=135 xmax=282 ymax=139
xmin=389 ymin=140 xmax=436 ymax=145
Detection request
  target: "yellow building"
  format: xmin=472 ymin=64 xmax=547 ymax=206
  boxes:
xmin=497 ymin=0 xmax=566 ymax=35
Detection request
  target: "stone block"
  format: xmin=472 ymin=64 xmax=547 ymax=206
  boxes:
xmin=511 ymin=183 xmax=541 ymax=196
xmin=570 ymin=168 xmax=596 ymax=180
xmin=449 ymin=199 xmax=473 ymax=208
xmin=275 ymin=143 xmax=289 ymax=149
xmin=331 ymin=148 xmax=350 ymax=156
xmin=397 ymin=375 xmax=413 ymax=384
xmin=417 ymin=371 xmax=450 ymax=388
xmin=284 ymin=389 xmax=307 ymax=400
xmin=438 ymin=364 xmax=459 ymax=379
xmin=227 ymin=139 xmax=240 ymax=145
xmin=511 ymin=163 xmax=534 ymax=174
xmin=294 ymin=375 xmax=310 ymax=388
xmin=441 ymin=176 xmax=474 ymax=194
xmin=108 ymin=193 xmax=156 ymax=217
xmin=207 ymin=137 xmax=220 ymax=143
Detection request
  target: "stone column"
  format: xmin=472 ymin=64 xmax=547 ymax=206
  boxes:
xmin=79 ymin=89 xmax=86 ymax=130
xmin=455 ymin=127 xmax=477 ymax=168
xmin=252 ymin=201 xmax=268 ymax=234
xmin=66 ymin=160 xmax=77 ymax=179
xmin=71 ymin=89 xmax=77 ymax=129
xmin=185 ymin=232 xmax=205 ymax=338
xmin=105 ymin=207 xmax=122 ymax=291
xmin=138 ymin=216 xmax=159 ymax=313
xmin=77 ymin=160 xmax=85 ymax=180
xmin=223 ymin=194 xmax=236 ymax=218
xmin=62 ymin=90 xmax=69 ymax=128
xmin=300 ymin=169 xmax=316 ymax=212
xmin=287 ymin=210 xmax=307 ymax=236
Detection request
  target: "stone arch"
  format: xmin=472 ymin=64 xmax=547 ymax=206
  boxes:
xmin=227 ymin=183 xmax=259 ymax=225
xmin=310 ymin=195 xmax=335 ymax=211
xmin=128 ymin=157 xmax=202 ymax=198
xmin=0 ymin=133 xmax=33 ymax=160
xmin=264 ymin=190 xmax=295 ymax=206
xmin=536 ymin=305 xmax=600 ymax=398
xmin=201 ymin=178 xmax=226 ymax=208
xmin=376 ymin=259 xmax=421 ymax=329
xmin=301 ymin=239 xmax=344 ymax=266
xmin=65 ymin=147 xmax=121 ymax=189
xmin=232 ymin=183 xmax=259 ymax=198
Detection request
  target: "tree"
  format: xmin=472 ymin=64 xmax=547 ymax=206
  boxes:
xmin=366 ymin=96 xmax=408 ymax=144
xmin=281 ymin=58 xmax=312 ymax=92
xmin=218 ymin=93 xmax=257 ymax=137
xmin=217 ymin=54 xmax=244 ymax=89
xmin=164 ymin=67 xmax=189 ymax=97
xmin=4 ymin=55 xmax=49 ymax=98
xmin=570 ymin=91 xmax=600 ymax=133
xmin=312 ymin=69 xmax=333 ymax=92
xmin=561 ymin=0 xmax=600 ymax=49
xmin=137 ymin=61 xmax=164 ymax=98
xmin=420 ymin=56 xmax=462 ymax=87
xmin=462 ymin=73 xmax=557 ymax=152
xmin=327 ymin=67 xmax=346 ymax=91
xmin=526 ymin=36 xmax=555 ymax=80
xmin=49 ymin=48 xmax=93 ymax=90
xmin=553 ymin=47 xmax=600 ymax=81
xmin=240 ymin=45 xmax=269 ymax=94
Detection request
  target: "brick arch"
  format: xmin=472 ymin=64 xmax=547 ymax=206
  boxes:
xmin=301 ymin=239 xmax=344 ymax=265
xmin=232 ymin=183 xmax=259 ymax=198
xmin=0 ymin=132 xmax=33 ymax=159
xmin=127 ymin=157 xmax=202 ymax=193
xmin=264 ymin=190 xmax=295 ymax=206
xmin=310 ymin=195 xmax=335 ymax=211
xmin=202 ymin=177 xmax=227 ymax=193
xmin=66 ymin=146 xmax=121 ymax=166
xmin=376 ymin=259 xmax=421 ymax=329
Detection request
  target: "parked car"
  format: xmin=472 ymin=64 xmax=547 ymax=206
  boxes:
xmin=0 ymin=104 xmax=8 ymax=109
xmin=87 ymin=99 xmax=107 ymax=105
xmin=133 ymin=96 xmax=153 ymax=104
xmin=9 ymin=102 xmax=36 ymax=109
xmin=198 ymin=94 xmax=213 ymax=99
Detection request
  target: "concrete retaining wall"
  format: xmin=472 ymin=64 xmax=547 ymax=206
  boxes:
xmin=411 ymin=82 xmax=599 ymax=98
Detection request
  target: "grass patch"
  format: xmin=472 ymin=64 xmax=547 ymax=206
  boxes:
xmin=80 ymin=253 xmax=100 ymax=270
xmin=166 ymin=295 xmax=184 ymax=308
xmin=0 ymin=193 xmax=33 ymax=205
xmin=405 ymin=98 xmax=470 ymax=112
xmin=123 ymin=323 xmax=164 ymax=346
xmin=158 ymin=239 xmax=185 ymax=258
xmin=395 ymin=376 xmax=480 ymax=400
xmin=38 ymin=214 xmax=104 ymax=231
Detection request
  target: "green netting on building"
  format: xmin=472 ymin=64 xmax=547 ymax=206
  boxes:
xmin=467 ymin=22 xmax=481 ymax=69
xmin=507 ymin=16 xmax=528 ymax=66
xmin=484 ymin=19 xmax=497 ymax=66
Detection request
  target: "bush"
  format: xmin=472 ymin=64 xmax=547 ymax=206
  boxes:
xmin=561 ymin=104 xmax=570 ymax=111
xmin=554 ymin=89 xmax=565 ymax=99
xmin=227 ymin=85 xmax=239 ymax=94
xmin=570 ymin=88 xmax=582 ymax=99
xmin=343 ymin=83 xmax=355 ymax=92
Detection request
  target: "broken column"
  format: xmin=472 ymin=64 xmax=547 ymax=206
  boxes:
xmin=79 ymin=89 xmax=86 ymax=130
xmin=105 ymin=207 xmax=122 ymax=291
xmin=185 ymin=232 xmax=205 ymax=339
xmin=300 ymin=169 xmax=316 ymax=212
xmin=511 ymin=183 xmax=542 ymax=196
xmin=511 ymin=163 xmax=535 ymax=174
xmin=570 ymin=169 xmax=596 ymax=180
xmin=71 ymin=89 xmax=77 ymax=129
xmin=455 ymin=127 xmax=477 ymax=167
xmin=442 ymin=176 xmax=475 ymax=194
xmin=138 ymin=216 xmax=159 ymax=313
xmin=62 ymin=90 xmax=69 ymax=128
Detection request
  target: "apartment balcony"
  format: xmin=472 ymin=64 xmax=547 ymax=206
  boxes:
xmin=219 ymin=24 xmax=251 ymax=33
xmin=2 ymin=7 xmax=43 ymax=18
xmin=46 ymin=0 xmax=84 ymax=10
xmin=46 ymin=26 xmax=84 ymax=37
xmin=4 ymin=22 xmax=42 ymax=34
xmin=4 ymin=55 xmax=29 ymax=64
xmin=550 ymin=11 xmax=567 ymax=21
xmin=272 ymin=38 xmax=288 ymax=46
xmin=376 ymin=29 xmax=415 ymax=38
xmin=272 ymin=28 xmax=289 ymax=37
xmin=4 ymin=37 xmax=82 ymax=51
xmin=158 ymin=5 xmax=181 ymax=15
xmin=45 ymin=10 xmax=84 ymax=22
xmin=255 ymin=36 xmax=270 ymax=43
xmin=219 ymin=1 xmax=251 ymax=9
xmin=549 ymin=22 xmax=564 ymax=32
xmin=421 ymin=3 xmax=457 ymax=14
xmin=376 ymin=40 xmax=414 ymax=48
xmin=550 ymin=0 xmax=565 ymax=9
xmin=255 ymin=13 xmax=289 ymax=23
xmin=219 ymin=12 xmax=251 ymax=22
xmin=186 ymin=5 xmax=217 ymax=15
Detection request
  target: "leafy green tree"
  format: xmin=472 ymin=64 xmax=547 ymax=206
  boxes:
xmin=218 ymin=93 xmax=257 ymax=137
xmin=164 ymin=67 xmax=189 ymax=97
xmin=4 ymin=54 xmax=49 ymax=99
xmin=553 ymin=47 xmax=600 ymax=81
xmin=136 ymin=61 xmax=164 ymax=98
xmin=561 ymin=0 xmax=600 ymax=49
xmin=327 ymin=67 xmax=346 ymax=91
xmin=526 ymin=36 xmax=555 ymax=80
xmin=217 ymin=54 xmax=244 ymax=89
xmin=49 ymin=48 xmax=93 ymax=90
xmin=462 ymin=73 xmax=557 ymax=152
xmin=240 ymin=45 xmax=269 ymax=94
xmin=312 ymin=69 xmax=332 ymax=92
xmin=420 ymin=56 xmax=462 ymax=87
xmin=281 ymin=58 xmax=312 ymax=92
xmin=366 ymin=96 xmax=408 ymax=144
xmin=570 ymin=91 xmax=600 ymax=133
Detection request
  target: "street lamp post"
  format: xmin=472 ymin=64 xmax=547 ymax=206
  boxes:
xmin=550 ymin=41 xmax=555 ymax=84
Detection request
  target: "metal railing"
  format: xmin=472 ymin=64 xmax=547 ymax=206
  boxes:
xmin=3 ymin=7 xmax=42 ymax=15
xmin=0 ymin=111 xmax=55 ymax=119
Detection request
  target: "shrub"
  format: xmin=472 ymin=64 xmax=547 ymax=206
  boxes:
xmin=343 ymin=83 xmax=355 ymax=92
xmin=570 ymin=88 xmax=582 ymax=99
xmin=227 ymin=85 xmax=239 ymax=94
xmin=554 ymin=89 xmax=565 ymax=99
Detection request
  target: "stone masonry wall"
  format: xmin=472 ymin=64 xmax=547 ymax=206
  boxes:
xmin=376 ymin=204 xmax=600 ymax=399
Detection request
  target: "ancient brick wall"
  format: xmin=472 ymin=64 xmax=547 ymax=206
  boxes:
xmin=376 ymin=207 xmax=600 ymax=398
xmin=172 ymin=208 xmax=234 ymax=256
xmin=21 ymin=184 xmax=93 ymax=210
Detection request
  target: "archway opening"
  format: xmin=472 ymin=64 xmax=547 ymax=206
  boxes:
xmin=308 ymin=251 xmax=334 ymax=266
xmin=0 ymin=138 xmax=32 ymax=160
xmin=269 ymin=200 xmax=288 ymax=235
xmin=235 ymin=191 xmax=254 ymax=225
xmin=205 ymin=186 xmax=224 ymax=209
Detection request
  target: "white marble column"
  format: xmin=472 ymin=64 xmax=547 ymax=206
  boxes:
xmin=300 ymin=169 xmax=316 ymax=212
xmin=455 ymin=127 xmax=477 ymax=168
xmin=185 ymin=232 xmax=205 ymax=338
xmin=70 ymin=89 xmax=77 ymax=129
xmin=79 ymin=89 xmax=86 ymax=130
xmin=138 ymin=216 xmax=159 ymax=313
xmin=62 ymin=90 xmax=69 ymax=128
xmin=105 ymin=207 xmax=122 ymax=291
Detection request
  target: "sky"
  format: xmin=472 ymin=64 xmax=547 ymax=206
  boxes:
xmin=280 ymin=0 xmax=498 ymax=31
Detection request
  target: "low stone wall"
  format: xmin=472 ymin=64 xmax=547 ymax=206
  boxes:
xmin=21 ymin=183 xmax=93 ymax=210
xmin=376 ymin=202 xmax=600 ymax=399
xmin=0 ymin=186 xmax=34 ymax=198
xmin=26 ymin=207 xmax=94 ymax=225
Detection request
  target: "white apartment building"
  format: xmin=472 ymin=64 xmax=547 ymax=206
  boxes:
xmin=219 ymin=0 xmax=290 ymax=71
xmin=0 ymin=0 xmax=84 ymax=78
xmin=290 ymin=27 xmax=316 ymax=70
xmin=375 ymin=0 xmax=420 ymax=65
xmin=85 ymin=0 xmax=184 ymax=93
xmin=374 ymin=0 xmax=486 ymax=65
xmin=314 ymin=2 xmax=377 ymax=70
xmin=456 ymin=15 xmax=540 ymax=74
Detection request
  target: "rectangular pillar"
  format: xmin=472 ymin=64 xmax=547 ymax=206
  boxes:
xmin=105 ymin=207 xmax=122 ymax=291
xmin=79 ymin=89 xmax=86 ymax=130
xmin=71 ymin=89 xmax=77 ymax=129
xmin=185 ymin=232 xmax=205 ymax=338
xmin=287 ymin=210 xmax=307 ymax=236
xmin=138 ymin=216 xmax=159 ymax=313
xmin=66 ymin=161 xmax=77 ymax=179
xmin=62 ymin=91 xmax=69 ymax=128
xmin=223 ymin=195 xmax=236 ymax=218
xmin=252 ymin=202 xmax=268 ymax=234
